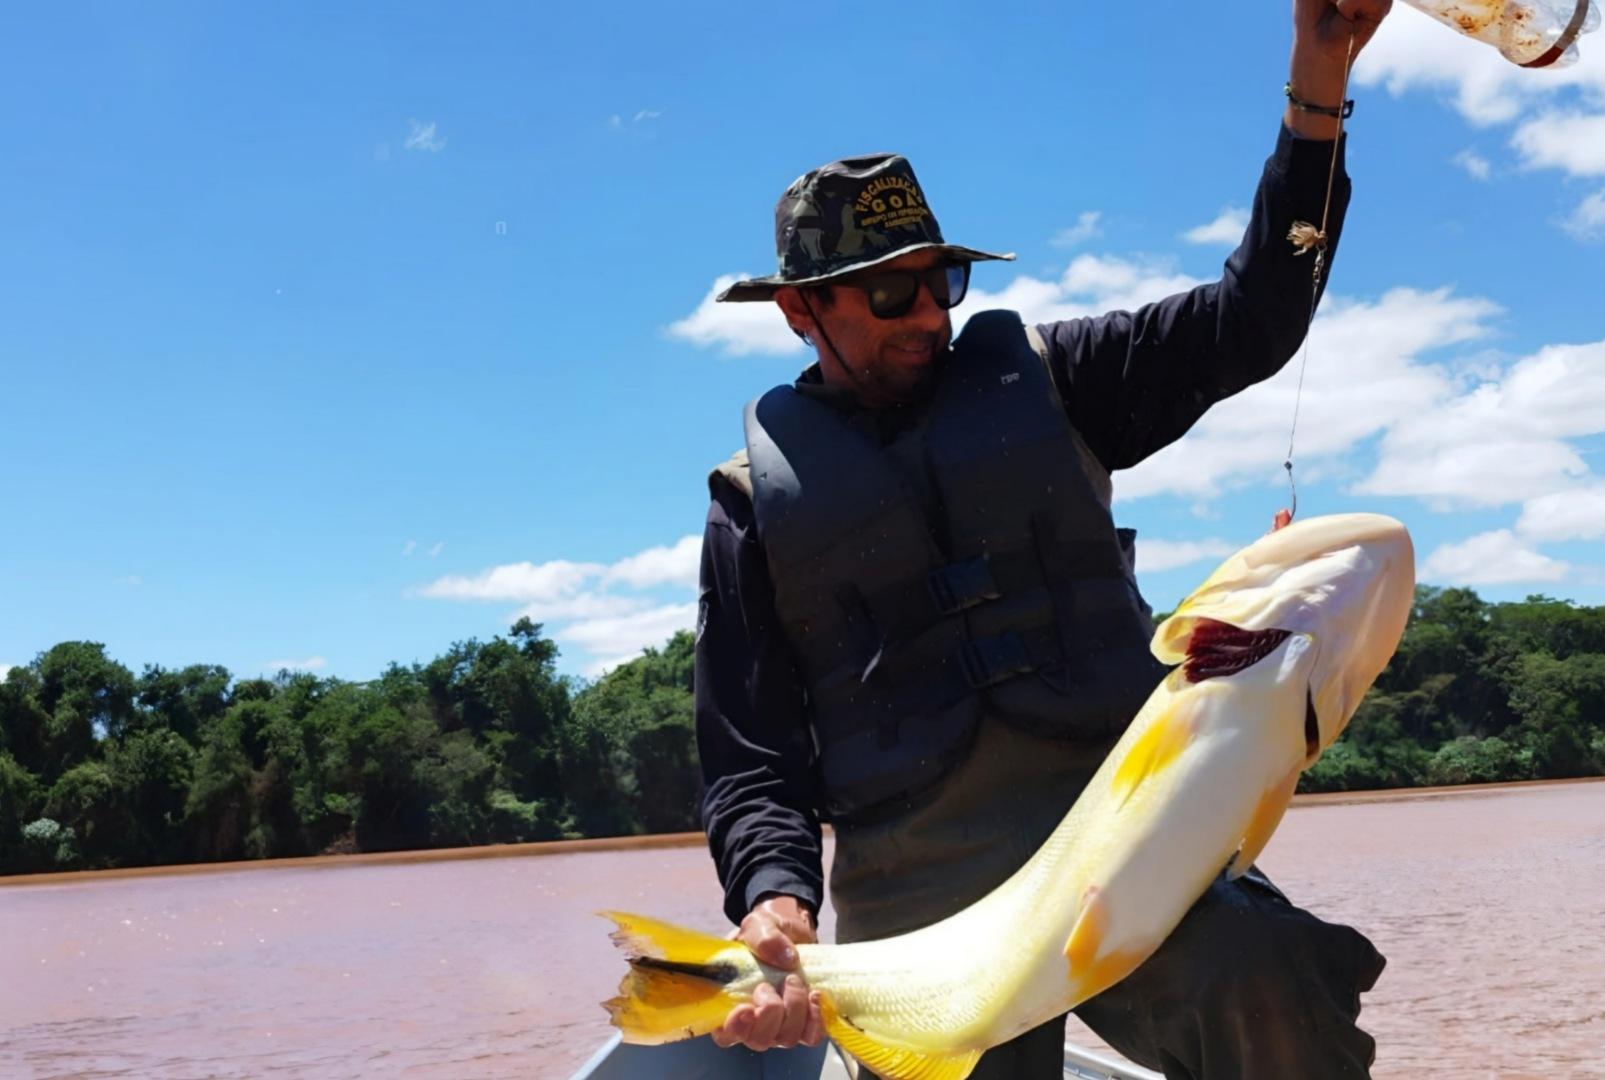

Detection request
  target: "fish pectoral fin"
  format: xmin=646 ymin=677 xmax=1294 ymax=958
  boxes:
xmin=1063 ymin=887 xmax=1152 ymax=1006
xmin=1225 ymin=766 xmax=1301 ymax=880
xmin=819 ymin=994 xmax=981 ymax=1080
xmin=1109 ymin=702 xmax=1194 ymax=810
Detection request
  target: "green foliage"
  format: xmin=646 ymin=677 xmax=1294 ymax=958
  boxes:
xmin=1300 ymin=741 xmax=1387 ymax=794
xmin=35 ymin=641 xmax=138 ymax=756
xmin=20 ymin=818 xmax=78 ymax=872
xmin=568 ymin=630 xmax=698 ymax=836
xmin=1299 ymin=585 xmax=1605 ymax=794
xmin=186 ymin=711 xmax=255 ymax=860
xmin=0 ymin=752 xmax=45 ymax=868
xmin=44 ymin=760 xmax=122 ymax=868
xmin=136 ymin=664 xmax=232 ymax=745
xmin=4 ymin=584 xmax=1599 ymax=876
xmin=1426 ymin=736 xmax=1524 ymax=786
xmin=107 ymin=728 xmax=195 ymax=865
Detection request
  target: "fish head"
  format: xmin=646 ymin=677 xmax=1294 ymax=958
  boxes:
xmin=1152 ymin=513 xmax=1415 ymax=750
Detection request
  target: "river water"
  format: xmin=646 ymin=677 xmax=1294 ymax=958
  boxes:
xmin=2 ymin=781 xmax=1602 ymax=1079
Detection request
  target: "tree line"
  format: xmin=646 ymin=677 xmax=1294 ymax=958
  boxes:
xmin=0 ymin=618 xmax=696 ymax=874
xmin=1300 ymin=587 xmax=1605 ymax=792
xmin=2 ymin=587 xmax=1602 ymax=875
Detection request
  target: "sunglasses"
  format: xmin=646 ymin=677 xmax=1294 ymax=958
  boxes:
xmin=839 ymin=261 xmax=971 ymax=320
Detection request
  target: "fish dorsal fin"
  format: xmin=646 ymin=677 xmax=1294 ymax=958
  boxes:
xmin=819 ymin=995 xmax=981 ymax=1080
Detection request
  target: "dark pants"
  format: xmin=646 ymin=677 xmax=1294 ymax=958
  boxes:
xmin=952 ymin=869 xmax=1385 ymax=1080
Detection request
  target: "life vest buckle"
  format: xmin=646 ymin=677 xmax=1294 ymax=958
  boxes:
xmin=958 ymin=631 xmax=1036 ymax=689
xmin=927 ymin=554 xmax=1002 ymax=616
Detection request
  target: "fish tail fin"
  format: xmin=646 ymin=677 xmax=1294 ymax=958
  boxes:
xmin=818 ymin=993 xmax=982 ymax=1080
xmin=600 ymin=911 xmax=748 ymax=1045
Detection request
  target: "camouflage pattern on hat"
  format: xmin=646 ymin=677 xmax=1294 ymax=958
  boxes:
xmin=716 ymin=153 xmax=1013 ymax=302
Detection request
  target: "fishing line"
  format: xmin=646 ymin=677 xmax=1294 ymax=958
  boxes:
xmin=1283 ymin=27 xmax=1359 ymax=523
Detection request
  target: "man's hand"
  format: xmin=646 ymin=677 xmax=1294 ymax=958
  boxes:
xmin=1288 ymin=0 xmax=1394 ymax=138
xmin=1296 ymin=0 xmax=1392 ymax=61
xmin=711 ymin=894 xmax=826 ymax=1052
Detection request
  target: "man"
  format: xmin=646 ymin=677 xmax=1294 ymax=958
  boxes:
xmin=695 ymin=2 xmax=1394 ymax=1075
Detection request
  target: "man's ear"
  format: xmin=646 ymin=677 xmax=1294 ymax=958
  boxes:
xmin=774 ymin=287 xmax=814 ymax=343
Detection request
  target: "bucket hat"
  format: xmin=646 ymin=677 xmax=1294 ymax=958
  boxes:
xmin=716 ymin=153 xmax=1014 ymax=303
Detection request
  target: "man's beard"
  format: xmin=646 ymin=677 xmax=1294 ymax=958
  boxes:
xmin=860 ymin=336 xmax=948 ymax=407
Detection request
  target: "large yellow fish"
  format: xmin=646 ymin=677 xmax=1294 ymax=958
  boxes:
xmin=602 ymin=512 xmax=1415 ymax=1080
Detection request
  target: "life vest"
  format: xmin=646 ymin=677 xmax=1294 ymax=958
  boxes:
xmin=741 ymin=310 xmax=1166 ymax=823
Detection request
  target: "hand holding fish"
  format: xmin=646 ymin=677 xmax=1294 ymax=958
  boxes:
xmin=710 ymin=894 xmax=824 ymax=1051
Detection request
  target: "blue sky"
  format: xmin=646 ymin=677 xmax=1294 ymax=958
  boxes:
xmin=2 ymin=3 xmax=1602 ymax=682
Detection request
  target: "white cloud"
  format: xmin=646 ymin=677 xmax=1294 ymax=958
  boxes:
xmin=1361 ymin=437 xmax=1585 ymax=509
xmin=1516 ymin=484 xmax=1605 ymax=543
xmin=427 ymin=541 xmax=445 ymax=558
xmin=1421 ymin=530 xmax=1571 ymax=585
xmin=1354 ymin=340 xmax=1605 ymax=508
xmin=1133 ymin=538 xmax=1236 ymax=573
xmin=404 ymin=120 xmax=445 ymax=153
xmin=1058 ymin=255 xmax=1204 ymax=314
xmin=567 ymin=603 xmax=700 ymax=678
xmin=666 ymin=274 xmax=805 ymax=357
xmin=418 ymin=559 xmax=605 ymax=602
xmin=115 ymin=575 xmax=143 ymax=587
xmin=1118 ymin=286 xmax=1496 ymax=502
xmin=417 ymin=537 xmax=705 ymax=672
xmin=957 ymin=253 xmax=1205 ymax=330
xmin=602 ymin=535 xmax=701 ymax=589
xmin=267 ymin=656 xmax=328 ymax=672
xmin=402 ymin=539 xmax=417 ymax=557
xmin=1563 ymin=189 xmax=1605 ymax=238
xmin=1051 ymin=211 xmax=1103 ymax=248
xmin=609 ymin=109 xmax=663 ymax=132
xmin=1419 ymin=481 xmax=1605 ymax=590
xmin=1512 ymin=112 xmax=1605 ymax=176
xmin=512 ymin=593 xmax=648 ymax=624
xmin=0 ymin=664 xmax=13 ymax=682
xmin=1453 ymin=148 xmax=1492 ymax=180
xmin=1182 ymin=207 xmax=1249 ymax=246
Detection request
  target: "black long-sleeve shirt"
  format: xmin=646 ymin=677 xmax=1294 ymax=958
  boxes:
xmin=695 ymin=124 xmax=1351 ymax=927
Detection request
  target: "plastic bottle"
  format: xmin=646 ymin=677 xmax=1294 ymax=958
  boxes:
xmin=1398 ymin=0 xmax=1600 ymax=67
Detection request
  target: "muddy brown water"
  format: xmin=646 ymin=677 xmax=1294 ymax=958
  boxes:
xmin=3 ymin=780 xmax=1602 ymax=1079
